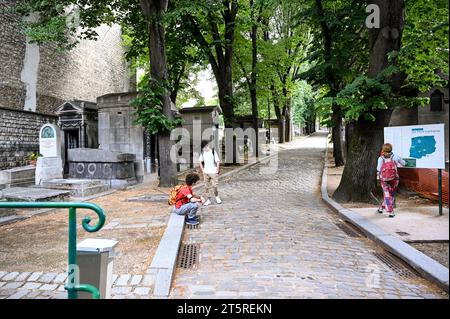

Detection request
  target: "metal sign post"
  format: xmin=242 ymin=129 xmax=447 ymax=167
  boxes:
xmin=438 ymin=169 xmax=443 ymax=216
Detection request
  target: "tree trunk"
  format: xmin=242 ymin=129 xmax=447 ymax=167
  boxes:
xmin=344 ymin=121 xmax=355 ymax=160
xmin=250 ymin=0 xmax=259 ymax=157
xmin=332 ymin=103 xmax=345 ymax=166
xmin=218 ymin=77 xmax=235 ymax=127
xmin=315 ymin=0 xmax=345 ymax=166
xmin=333 ymin=0 xmax=405 ymax=202
xmin=284 ymin=106 xmax=292 ymax=142
xmin=140 ymin=0 xmax=178 ymax=187
xmin=333 ymin=111 xmax=392 ymax=202
xmin=271 ymin=82 xmax=285 ymax=143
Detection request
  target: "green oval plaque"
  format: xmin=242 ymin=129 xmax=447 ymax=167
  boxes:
xmin=41 ymin=126 xmax=55 ymax=138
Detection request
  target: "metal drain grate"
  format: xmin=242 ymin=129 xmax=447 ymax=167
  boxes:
xmin=336 ymin=222 xmax=363 ymax=238
xmin=373 ymin=251 xmax=418 ymax=279
xmin=177 ymin=243 xmax=200 ymax=269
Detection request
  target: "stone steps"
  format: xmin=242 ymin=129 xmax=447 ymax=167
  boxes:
xmin=0 ymin=187 xmax=70 ymax=202
xmin=40 ymin=179 xmax=110 ymax=198
xmin=0 ymin=166 xmax=36 ymax=189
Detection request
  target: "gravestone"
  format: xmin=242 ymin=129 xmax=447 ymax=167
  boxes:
xmin=35 ymin=124 xmax=64 ymax=185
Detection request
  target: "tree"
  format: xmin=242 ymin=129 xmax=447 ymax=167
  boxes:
xmin=234 ymin=0 xmax=270 ymax=156
xmin=333 ymin=0 xmax=406 ymax=202
xmin=292 ymin=81 xmax=317 ymax=135
xmin=138 ymin=0 xmax=178 ymax=186
xmin=171 ymin=0 xmax=239 ymax=126
xmin=258 ymin=0 xmax=311 ymax=143
xmin=299 ymin=0 xmax=368 ymax=165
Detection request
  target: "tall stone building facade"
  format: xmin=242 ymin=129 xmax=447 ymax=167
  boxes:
xmin=0 ymin=0 xmax=133 ymax=169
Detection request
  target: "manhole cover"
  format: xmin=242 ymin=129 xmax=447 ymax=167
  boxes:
xmin=335 ymin=222 xmax=363 ymax=238
xmin=177 ymin=243 xmax=199 ymax=269
xmin=395 ymin=231 xmax=410 ymax=236
xmin=373 ymin=251 xmax=418 ymax=279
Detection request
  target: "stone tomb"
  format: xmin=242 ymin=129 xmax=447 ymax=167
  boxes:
xmin=97 ymin=93 xmax=145 ymax=183
xmin=0 ymin=166 xmax=36 ymax=188
xmin=68 ymin=148 xmax=137 ymax=189
xmin=178 ymin=106 xmax=222 ymax=170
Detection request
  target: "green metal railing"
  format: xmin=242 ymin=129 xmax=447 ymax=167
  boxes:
xmin=0 ymin=202 xmax=105 ymax=299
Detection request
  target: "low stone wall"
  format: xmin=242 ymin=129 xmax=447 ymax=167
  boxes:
xmin=0 ymin=107 xmax=57 ymax=170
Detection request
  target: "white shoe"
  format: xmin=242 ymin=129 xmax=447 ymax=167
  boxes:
xmin=215 ymin=196 xmax=222 ymax=204
xmin=203 ymin=199 xmax=211 ymax=206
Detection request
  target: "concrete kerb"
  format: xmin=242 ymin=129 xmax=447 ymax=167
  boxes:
xmin=148 ymin=150 xmax=280 ymax=297
xmin=320 ymin=136 xmax=449 ymax=293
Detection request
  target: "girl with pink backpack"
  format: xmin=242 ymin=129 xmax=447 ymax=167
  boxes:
xmin=376 ymin=143 xmax=406 ymax=217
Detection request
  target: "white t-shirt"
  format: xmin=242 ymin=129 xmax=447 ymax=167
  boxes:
xmin=199 ymin=148 xmax=220 ymax=174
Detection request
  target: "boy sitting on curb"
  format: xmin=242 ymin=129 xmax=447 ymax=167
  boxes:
xmin=172 ymin=173 xmax=205 ymax=226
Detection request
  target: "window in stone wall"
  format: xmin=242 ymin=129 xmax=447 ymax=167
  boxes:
xmin=430 ymin=89 xmax=444 ymax=112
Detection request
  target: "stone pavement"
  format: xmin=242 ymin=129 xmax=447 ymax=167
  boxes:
xmin=350 ymin=206 xmax=449 ymax=242
xmin=171 ymin=132 xmax=447 ymax=299
xmin=0 ymin=270 xmax=156 ymax=299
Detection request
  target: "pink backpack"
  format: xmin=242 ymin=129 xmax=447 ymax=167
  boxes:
xmin=380 ymin=156 xmax=398 ymax=182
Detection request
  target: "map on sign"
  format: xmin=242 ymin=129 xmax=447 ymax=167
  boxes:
xmin=384 ymin=124 xmax=445 ymax=169
xmin=409 ymin=135 xmax=436 ymax=159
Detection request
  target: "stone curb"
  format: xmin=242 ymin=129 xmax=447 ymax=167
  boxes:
xmin=147 ymin=213 xmax=185 ymax=297
xmin=148 ymin=150 xmax=280 ymax=297
xmin=320 ymin=136 xmax=449 ymax=293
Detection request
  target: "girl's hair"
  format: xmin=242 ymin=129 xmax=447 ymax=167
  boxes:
xmin=381 ymin=143 xmax=393 ymax=157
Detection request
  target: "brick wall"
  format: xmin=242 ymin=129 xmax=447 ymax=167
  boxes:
xmin=0 ymin=107 xmax=57 ymax=169
xmin=399 ymin=168 xmax=449 ymax=206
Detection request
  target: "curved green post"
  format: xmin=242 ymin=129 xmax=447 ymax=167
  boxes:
xmin=0 ymin=202 xmax=106 ymax=299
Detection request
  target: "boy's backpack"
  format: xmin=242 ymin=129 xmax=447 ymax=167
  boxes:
xmin=380 ymin=156 xmax=398 ymax=182
xmin=168 ymin=184 xmax=185 ymax=205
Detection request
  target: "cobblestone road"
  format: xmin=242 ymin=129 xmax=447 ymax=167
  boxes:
xmin=171 ymin=133 xmax=447 ymax=299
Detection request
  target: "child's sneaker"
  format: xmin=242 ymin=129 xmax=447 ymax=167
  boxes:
xmin=215 ymin=196 xmax=222 ymax=204
xmin=203 ymin=199 xmax=211 ymax=206
xmin=389 ymin=211 xmax=396 ymax=218
xmin=377 ymin=208 xmax=383 ymax=214
xmin=185 ymin=218 xmax=199 ymax=226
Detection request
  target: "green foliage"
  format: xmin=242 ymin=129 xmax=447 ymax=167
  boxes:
xmin=131 ymin=78 xmax=181 ymax=134
xmin=12 ymin=0 xmax=118 ymax=49
xmin=292 ymin=81 xmax=316 ymax=126
xmin=395 ymin=0 xmax=449 ymax=92
xmin=317 ymin=66 xmax=429 ymax=122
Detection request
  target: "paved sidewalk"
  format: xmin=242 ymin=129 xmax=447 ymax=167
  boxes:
xmin=171 ymin=133 xmax=447 ymax=299
xmin=0 ymin=270 xmax=156 ymax=299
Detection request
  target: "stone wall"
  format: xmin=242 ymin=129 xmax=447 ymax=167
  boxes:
xmin=0 ymin=0 xmax=133 ymax=115
xmin=0 ymin=107 xmax=57 ymax=169
xmin=0 ymin=1 xmax=133 ymax=170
